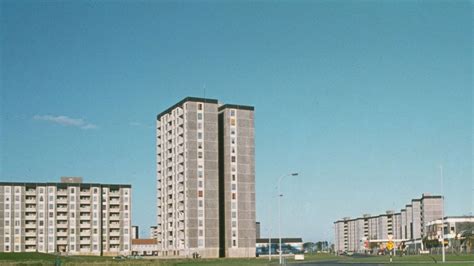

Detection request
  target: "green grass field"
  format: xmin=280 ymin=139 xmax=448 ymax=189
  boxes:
xmin=1 ymin=252 xmax=473 ymax=265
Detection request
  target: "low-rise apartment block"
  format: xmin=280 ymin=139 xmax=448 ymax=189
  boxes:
xmin=0 ymin=177 xmax=131 ymax=256
xmin=334 ymin=193 xmax=443 ymax=253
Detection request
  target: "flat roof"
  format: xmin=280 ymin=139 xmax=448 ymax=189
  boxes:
xmin=0 ymin=182 xmax=131 ymax=188
xmin=156 ymin=97 xmax=219 ymax=120
xmin=218 ymin=104 xmax=254 ymax=112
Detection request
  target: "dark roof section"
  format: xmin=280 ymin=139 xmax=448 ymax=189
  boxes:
xmin=0 ymin=182 xmax=131 ymax=188
xmin=218 ymin=104 xmax=254 ymax=112
xmin=156 ymin=97 xmax=219 ymax=120
xmin=421 ymin=195 xmax=443 ymax=199
xmin=256 ymin=238 xmax=303 ymax=244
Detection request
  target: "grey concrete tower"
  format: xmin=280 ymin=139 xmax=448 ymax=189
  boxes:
xmin=156 ymin=97 xmax=220 ymax=258
xmin=218 ymin=104 xmax=256 ymax=258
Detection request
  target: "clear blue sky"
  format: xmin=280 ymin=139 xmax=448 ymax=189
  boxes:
xmin=1 ymin=1 xmax=472 ymax=242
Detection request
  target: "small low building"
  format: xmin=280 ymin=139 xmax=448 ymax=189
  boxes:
xmin=425 ymin=216 xmax=474 ymax=247
xmin=256 ymin=238 xmax=303 ymax=256
xmin=131 ymin=239 xmax=159 ymax=256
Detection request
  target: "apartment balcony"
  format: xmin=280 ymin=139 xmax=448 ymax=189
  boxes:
xmin=25 ymin=190 xmax=36 ymax=195
xmin=177 ymin=193 xmax=184 ymax=202
xmin=177 ymin=204 xmax=184 ymax=211
xmin=57 ymin=207 xmax=68 ymax=213
xmin=79 ymin=206 xmax=91 ymax=212
xmin=177 ymin=145 xmax=184 ymax=154
xmin=110 ymin=222 xmax=120 ymax=228
xmin=80 ymin=215 xmax=91 ymax=220
xmin=57 ymin=197 xmax=68 ymax=204
xmin=80 ymin=190 xmax=91 ymax=195
xmin=25 ymin=207 xmax=37 ymax=212
xmin=25 ymin=247 xmax=37 ymax=252
xmin=109 ymin=191 xmax=120 ymax=197
xmin=57 ymin=239 xmax=68 ymax=245
xmin=25 ymin=239 xmax=37 ymax=245
xmin=109 ymin=215 xmax=120 ymax=221
xmin=25 ymin=214 xmax=37 ymax=220
xmin=25 ymin=231 xmax=37 ymax=237
xmin=79 ymin=223 xmax=91 ymax=228
xmin=80 ymin=230 xmax=91 ymax=236
xmin=109 ymin=208 xmax=120 ymax=213
xmin=80 ymin=239 xmax=91 ymax=245
xmin=177 ymin=174 xmax=184 ymax=183
xmin=25 ymin=198 xmax=36 ymax=204
xmin=109 ymin=239 xmax=120 ymax=245
xmin=109 ymin=230 xmax=120 ymax=237
xmin=25 ymin=223 xmax=36 ymax=229
xmin=57 ymin=223 xmax=68 ymax=229
xmin=57 ymin=190 xmax=68 ymax=196
xmin=177 ymin=185 xmax=184 ymax=192
xmin=109 ymin=199 xmax=120 ymax=205
xmin=57 ymin=231 xmax=68 ymax=237
xmin=57 ymin=215 xmax=68 ymax=220
xmin=178 ymin=223 xmax=185 ymax=230
xmin=80 ymin=198 xmax=91 ymax=204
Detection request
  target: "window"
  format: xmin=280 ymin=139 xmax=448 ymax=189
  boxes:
xmin=198 ymin=191 xmax=203 ymax=197
xmin=233 ymin=240 xmax=237 ymax=247
xmin=232 ymin=212 xmax=237 ymax=218
xmin=198 ymin=210 xmax=204 ymax=217
xmin=232 ymin=193 xmax=236 ymax=200
xmin=198 ymin=142 xmax=203 ymax=149
xmin=232 ymin=174 xmax=236 ymax=181
xmin=198 ymin=103 xmax=203 ymax=110
xmin=232 ymin=221 xmax=236 ymax=228
xmin=231 ymin=138 xmax=236 ymax=144
xmin=199 ymin=230 xmax=203 ymax=237
xmin=198 ymin=181 xmax=203 ymax=188
xmin=198 ymin=152 xmax=203 ymax=159
xmin=198 ymin=132 xmax=203 ymax=139
xmin=197 ymin=123 xmax=202 ymax=130
xmin=230 ymin=118 xmax=236 ymax=126
xmin=231 ymin=129 xmax=236 ymax=135
xmin=231 ymin=184 xmax=236 ymax=191
xmin=198 ymin=200 xmax=203 ymax=207
xmin=230 ymin=110 xmax=235 ymax=116
xmin=197 ymin=113 xmax=203 ymax=120
xmin=232 ymin=230 xmax=236 ymax=237
xmin=198 ymin=220 xmax=203 ymax=227
xmin=231 ymin=156 xmax=236 ymax=162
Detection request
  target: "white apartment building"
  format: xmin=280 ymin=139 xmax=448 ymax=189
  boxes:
xmin=334 ymin=194 xmax=443 ymax=253
xmin=0 ymin=177 xmax=131 ymax=256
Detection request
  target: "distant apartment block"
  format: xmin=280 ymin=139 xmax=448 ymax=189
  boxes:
xmin=334 ymin=193 xmax=443 ymax=253
xmin=0 ymin=177 xmax=131 ymax=256
xmin=156 ymin=97 xmax=256 ymax=258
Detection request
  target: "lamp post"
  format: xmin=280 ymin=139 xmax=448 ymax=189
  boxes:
xmin=278 ymin=172 xmax=298 ymax=265
xmin=440 ymin=165 xmax=445 ymax=263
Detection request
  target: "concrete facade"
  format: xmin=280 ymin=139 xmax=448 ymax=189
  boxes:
xmin=218 ymin=105 xmax=256 ymax=258
xmin=334 ymin=194 xmax=443 ymax=253
xmin=156 ymin=97 xmax=256 ymax=258
xmin=0 ymin=178 xmax=131 ymax=256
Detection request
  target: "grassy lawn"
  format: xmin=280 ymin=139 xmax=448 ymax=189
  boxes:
xmin=1 ymin=252 xmax=474 ymax=265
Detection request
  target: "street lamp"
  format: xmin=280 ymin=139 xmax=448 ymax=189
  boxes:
xmin=278 ymin=172 xmax=298 ymax=265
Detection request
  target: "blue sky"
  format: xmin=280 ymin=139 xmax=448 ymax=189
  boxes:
xmin=1 ymin=1 xmax=472 ymax=242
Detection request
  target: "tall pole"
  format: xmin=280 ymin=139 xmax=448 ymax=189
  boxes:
xmin=277 ymin=173 xmax=298 ymax=265
xmin=278 ymin=181 xmax=282 ymax=265
xmin=269 ymin=230 xmax=272 ymax=261
xmin=440 ymin=165 xmax=445 ymax=263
